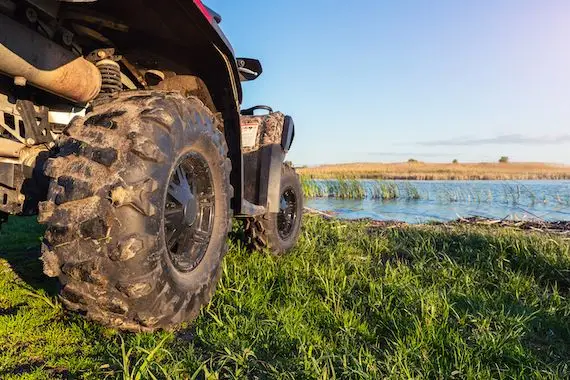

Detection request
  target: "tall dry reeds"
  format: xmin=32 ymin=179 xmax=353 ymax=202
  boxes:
xmin=298 ymin=162 xmax=570 ymax=180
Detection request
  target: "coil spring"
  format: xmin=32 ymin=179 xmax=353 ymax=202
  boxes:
xmin=96 ymin=60 xmax=122 ymax=98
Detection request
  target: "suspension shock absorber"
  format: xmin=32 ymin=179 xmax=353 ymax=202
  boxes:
xmin=95 ymin=59 xmax=122 ymax=101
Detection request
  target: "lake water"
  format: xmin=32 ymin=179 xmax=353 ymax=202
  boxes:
xmin=305 ymin=180 xmax=570 ymax=223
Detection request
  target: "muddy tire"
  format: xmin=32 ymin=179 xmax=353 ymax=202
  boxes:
xmin=244 ymin=163 xmax=303 ymax=254
xmin=38 ymin=91 xmax=232 ymax=331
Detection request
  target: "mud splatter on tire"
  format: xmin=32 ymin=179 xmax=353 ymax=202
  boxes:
xmin=39 ymin=91 xmax=232 ymax=331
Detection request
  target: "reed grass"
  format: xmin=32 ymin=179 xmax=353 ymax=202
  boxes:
xmin=301 ymin=177 xmax=570 ymax=208
xmin=301 ymin=178 xmax=419 ymax=200
xmin=298 ymin=162 xmax=570 ymax=180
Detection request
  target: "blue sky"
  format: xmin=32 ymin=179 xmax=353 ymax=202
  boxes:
xmin=208 ymin=0 xmax=570 ymax=165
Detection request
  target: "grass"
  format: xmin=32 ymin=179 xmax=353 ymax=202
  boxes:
xmin=298 ymin=162 xmax=570 ymax=180
xmin=0 ymin=215 xmax=569 ymax=378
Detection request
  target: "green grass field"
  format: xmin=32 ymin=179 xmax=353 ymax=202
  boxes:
xmin=0 ymin=215 xmax=569 ymax=379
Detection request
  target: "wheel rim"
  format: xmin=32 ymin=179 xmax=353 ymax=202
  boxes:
xmin=164 ymin=152 xmax=215 ymax=273
xmin=277 ymin=186 xmax=297 ymax=239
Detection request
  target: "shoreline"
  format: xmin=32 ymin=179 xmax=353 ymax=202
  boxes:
xmin=303 ymin=207 xmax=570 ymax=233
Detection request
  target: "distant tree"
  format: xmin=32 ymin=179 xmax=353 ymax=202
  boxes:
xmin=499 ymin=156 xmax=509 ymax=163
xmin=452 ymin=159 xmax=458 ymax=164
xmin=408 ymin=158 xmax=418 ymax=163
xmin=284 ymin=160 xmax=294 ymax=167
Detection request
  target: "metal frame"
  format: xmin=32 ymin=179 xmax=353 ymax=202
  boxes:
xmin=0 ymin=94 xmax=54 ymax=147
xmin=0 ymin=161 xmax=25 ymax=214
xmin=0 ymin=13 xmax=101 ymax=103
xmin=0 ymin=0 xmax=261 ymax=216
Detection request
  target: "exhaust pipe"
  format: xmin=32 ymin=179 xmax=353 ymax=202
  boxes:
xmin=0 ymin=14 xmax=101 ymax=103
xmin=0 ymin=137 xmax=24 ymax=158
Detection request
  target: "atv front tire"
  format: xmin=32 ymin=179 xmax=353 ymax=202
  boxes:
xmin=39 ymin=91 xmax=232 ymax=331
xmin=244 ymin=163 xmax=303 ymax=254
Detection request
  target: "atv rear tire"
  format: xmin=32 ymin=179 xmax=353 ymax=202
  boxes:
xmin=244 ymin=163 xmax=303 ymax=254
xmin=39 ymin=91 xmax=232 ymax=331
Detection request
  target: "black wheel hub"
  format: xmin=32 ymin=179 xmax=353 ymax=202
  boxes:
xmin=277 ymin=187 xmax=297 ymax=239
xmin=164 ymin=152 xmax=215 ymax=272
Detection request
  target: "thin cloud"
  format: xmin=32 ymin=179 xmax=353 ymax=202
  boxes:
xmin=417 ymin=134 xmax=570 ymax=146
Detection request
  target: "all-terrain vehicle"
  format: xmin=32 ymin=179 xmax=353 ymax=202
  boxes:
xmin=0 ymin=0 xmax=303 ymax=331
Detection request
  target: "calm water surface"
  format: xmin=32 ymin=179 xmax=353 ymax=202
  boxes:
xmin=305 ymin=180 xmax=570 ymax=223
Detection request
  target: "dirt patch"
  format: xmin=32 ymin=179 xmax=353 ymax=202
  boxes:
xmin=442 ymin=216 xmax=570 ymax=235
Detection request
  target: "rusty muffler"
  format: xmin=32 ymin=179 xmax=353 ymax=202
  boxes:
xmin=0 ymin=14 xmax=101 ymax=103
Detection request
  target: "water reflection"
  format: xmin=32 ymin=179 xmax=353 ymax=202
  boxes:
xmin=305 ymin=180 xmax=570 ymax=223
